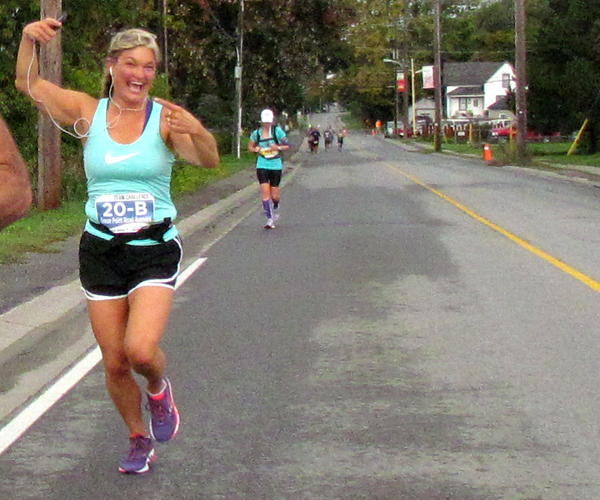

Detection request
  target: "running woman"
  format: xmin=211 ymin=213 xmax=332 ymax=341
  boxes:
xmin=16 ymin=18 xmax=219 ymax=474
xmin=248 ymin=109 xmax=290 ymax=229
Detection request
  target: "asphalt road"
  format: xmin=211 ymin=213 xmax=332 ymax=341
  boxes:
xmin=3 ymin=119 xmax=600 ymax=498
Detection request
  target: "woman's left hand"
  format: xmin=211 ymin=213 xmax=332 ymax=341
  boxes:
xmin=154 ymin=97 xmax=219 ymax=168
xmin=155 ymin=98 xmax=202 ymax=136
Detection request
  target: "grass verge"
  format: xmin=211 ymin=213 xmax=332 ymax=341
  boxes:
xmin=422 ymin=139 xmax=600 ymax=168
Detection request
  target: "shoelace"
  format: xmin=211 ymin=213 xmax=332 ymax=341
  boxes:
xmin=147 ymin=398 xmax=171 ymax=423
xmin=127 ymin=437 xmax=150 ymax=459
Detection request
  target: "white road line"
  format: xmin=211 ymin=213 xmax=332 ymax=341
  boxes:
xmin=0 ymin=347 xmax=102 ymax=454
xmin=0 ymin=256 xmax=208 ymax=456
xmin=177 ymin=257 xmax=207 ymax=287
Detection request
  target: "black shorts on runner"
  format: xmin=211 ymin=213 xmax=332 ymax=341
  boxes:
xmin=256 ymin=168 xmax=282 ymax=187
xmin=79 ymin=231 xmax=182 ymax=300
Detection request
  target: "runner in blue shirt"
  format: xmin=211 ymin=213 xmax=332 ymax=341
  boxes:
xmin=248 ymin=109 xmax=290 ymax=229
xmin=16 ymin=18 xmax=219 ymax=474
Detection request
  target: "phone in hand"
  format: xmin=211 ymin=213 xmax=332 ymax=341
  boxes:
xmin=52 ymin=12 xmax=67 ymax=29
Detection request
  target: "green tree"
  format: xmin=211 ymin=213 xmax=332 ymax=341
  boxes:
xmin=528 ymin=0 xmax=600 ymax=139
xmin=161 ymin=0 xmax=354 ymax=134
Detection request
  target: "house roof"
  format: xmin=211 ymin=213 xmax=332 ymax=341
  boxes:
xmin=447 ymin=86 xmax=484 ymax=97
xmin=488 ymin=95 xmax=510 ymax=110
xmin=414 ymin=97 xmax=435 ymax=109
xmin=443 ymin=62 xmax=508 ymax=86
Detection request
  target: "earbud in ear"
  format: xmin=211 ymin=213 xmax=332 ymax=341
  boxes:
xmin=109 ymin=67 xmax=114 ymax=77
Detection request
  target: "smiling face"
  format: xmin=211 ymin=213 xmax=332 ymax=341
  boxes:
xmin=109 ymin=47 xmax=157 ymax=107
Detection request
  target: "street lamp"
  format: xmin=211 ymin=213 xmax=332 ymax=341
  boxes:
xmin=383 ymin=58 xmax=413 ymax=138
xmin=233 ymin=0 xmax=244 ymax=158
xmin=410 ymin=59 xmax=420 ymax=136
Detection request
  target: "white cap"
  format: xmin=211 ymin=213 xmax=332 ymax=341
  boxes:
xmin=260 ymin=109 xmax=274 ymax=123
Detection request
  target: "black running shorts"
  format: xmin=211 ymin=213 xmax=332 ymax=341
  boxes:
xmin=79 ymin=231 xmax=182 ymax=300
xmin=256 ymin=168 xmax=282 ymax=187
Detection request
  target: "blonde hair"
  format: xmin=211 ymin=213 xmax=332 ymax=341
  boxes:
xmin=102 ymin=29 xmax=161 ymax=96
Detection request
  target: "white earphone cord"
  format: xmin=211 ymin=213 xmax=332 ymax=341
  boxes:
xmin=26 ymin=43 xmax=145 ymax=139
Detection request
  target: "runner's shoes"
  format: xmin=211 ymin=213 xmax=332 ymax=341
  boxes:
xmin=264 ymin=218 xmax=275 ymax=229
xmin=147 ymin=378 xmax=180 ymax=443
xmin=119 ymin=434 xmax=156 ymax=474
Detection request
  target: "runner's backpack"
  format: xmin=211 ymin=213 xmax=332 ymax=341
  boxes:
xmin=254 ymin=126 xmax=280 ymax=159
xmin=255 ymin=125 xmax=280 ymax=145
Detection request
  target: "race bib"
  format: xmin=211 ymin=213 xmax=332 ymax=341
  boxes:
xmin=95 ymin=193 xmax=155 ymax=234
xmin=260 ymin=147 xmax=279 ymax=159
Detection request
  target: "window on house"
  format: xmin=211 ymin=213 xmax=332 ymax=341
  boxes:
xmin=459 ymin=98 xmax=467 ymax=110
xmin=502 ymin=73 xmax=511 ymax=89
xmin=473 ymin=99 xmax=479 ymax=107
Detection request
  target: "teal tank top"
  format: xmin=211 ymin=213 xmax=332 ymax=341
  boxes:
xmin=250 ymin=126 xmax=287 ymax=170
xmin=83 ymin=98 xmax=177 ymax=244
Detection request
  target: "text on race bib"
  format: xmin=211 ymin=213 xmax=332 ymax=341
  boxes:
xmin=95 ymin=193 xmax=156 ymax=234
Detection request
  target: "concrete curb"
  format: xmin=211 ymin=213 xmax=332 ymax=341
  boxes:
xmin=0 ymin=284 xmax=85 ymax=365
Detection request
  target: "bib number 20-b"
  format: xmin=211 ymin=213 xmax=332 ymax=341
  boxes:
xmin=96 ymin=193 xmax=156 ymax=234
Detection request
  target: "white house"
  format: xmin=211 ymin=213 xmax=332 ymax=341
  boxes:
xmin=443 ymin=61 xmax=515 ymax=120
xmin=408 ymin=97 xmax=435 ymax=121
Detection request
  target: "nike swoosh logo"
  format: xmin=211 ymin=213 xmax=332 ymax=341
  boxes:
xmin=105 ymin=151 xmax=142 ymax=165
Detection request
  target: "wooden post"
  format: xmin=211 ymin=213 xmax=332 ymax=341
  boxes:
xmin=515 ymin=0 xmax=528 ymax=164
xmin=38 ymin=0 xmax=63 ymax=210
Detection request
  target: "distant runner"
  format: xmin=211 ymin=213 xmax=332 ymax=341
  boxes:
xmin=249 ymin=109 xmax=290 ymax=229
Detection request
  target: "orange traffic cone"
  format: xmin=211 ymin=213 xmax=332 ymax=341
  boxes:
xmin=483 ymin=143 xmax=493 ymax=163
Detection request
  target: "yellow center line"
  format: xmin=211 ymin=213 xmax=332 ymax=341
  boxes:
xmin=385 ymin=161 xmax=600 ymax=294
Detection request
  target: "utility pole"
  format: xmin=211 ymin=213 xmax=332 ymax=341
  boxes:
xmin=232 ymin=0 xmax=244 ymax=158
xmin=393 ymin=41 xmax=399 ymax=138
xmin=394 ymin=54 xmax=399 ymax=137
xmin=514 ymin=0 xmax=528 ymax=163
xmin=433 ymin=0 xmax=443 ymax=152
xmin=402 ymin=12 xmax=409 ymax=139
xmin=402 ymin=63 xmax=409 ymax=137
xmin=383 ymin=57 xmax=401 ymax=137
xmin=39 ymin=0 xmax=63 ymax=210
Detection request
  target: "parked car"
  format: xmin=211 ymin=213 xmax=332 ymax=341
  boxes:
xmin=384 ymin=120 xmax=413 ymax=138
xmin=490 ymin=125 xmax=544 ymax=142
